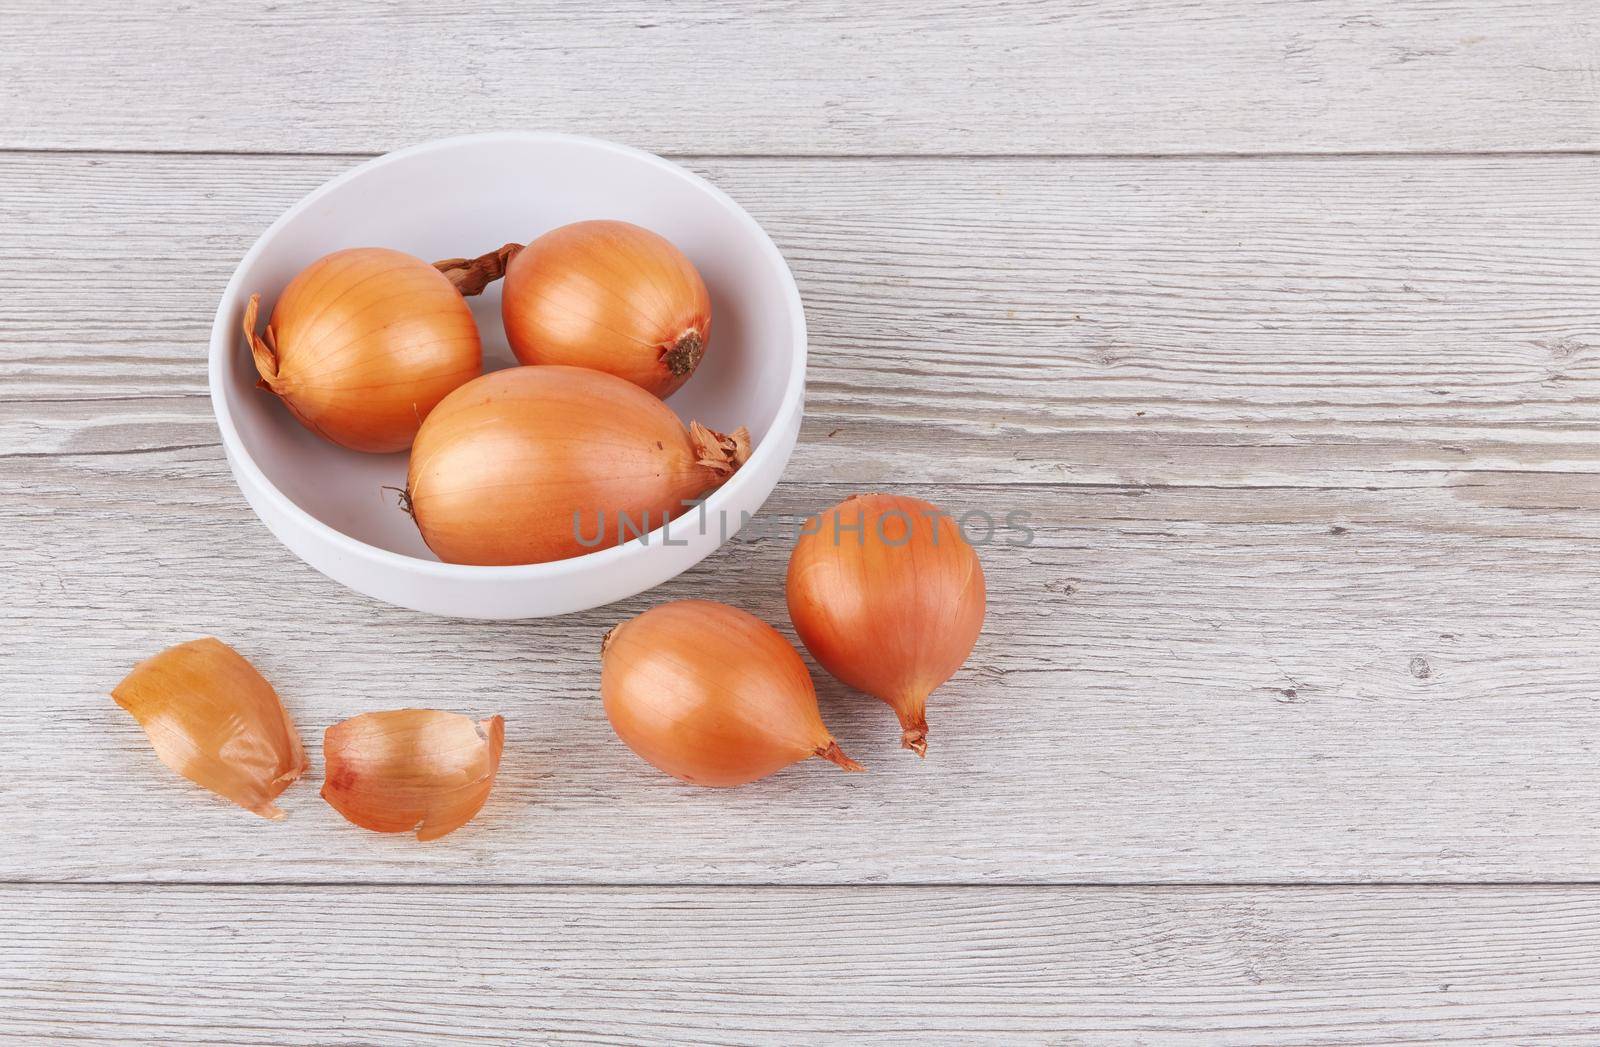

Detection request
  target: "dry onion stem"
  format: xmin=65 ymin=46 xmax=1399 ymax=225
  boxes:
xmin=434 ymin=242 xmax=524 ymax=297
xmin=322 ymin=709 xmax=505 ymax=841
xmin=787 ymin=494 xmax=986 ymax=756
xmin=601 ymin=600 xmax=863 ymax=787
xmin=111 ymin=637 xmax=308 ymax=819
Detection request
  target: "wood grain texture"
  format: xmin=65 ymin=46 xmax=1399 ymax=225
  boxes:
xmin=9 ymin=459 xmax=1600 ymax=883
xmin=4 ymin=1 xmax=1600 ymax=1034
xmin=5 ymin=149 xmax=1600 ymax=882
xmin=1 ymin=1 xmax=1596 ymax=155
xmin=3 ymin=151 xmax=1599 ymax=489
xmin=6 ymin=885 xmax=1600 ymax=1044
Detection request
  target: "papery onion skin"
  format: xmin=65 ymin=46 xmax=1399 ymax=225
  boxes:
xmin=408 ymin=366 xmax=749 ymax=566
xmin=502 ymin=220 xmax=711 ymax=399
xmin=601 ymin=600 xmax=863 ymax=787
xmin=243 ymin=247 xmax=482 ymax=453
xmin=786 ymin=494 xmax=986 ymax=757
xmin=111 ymin=637 xmax=308 ymax=820
xmin=322 ymin=709 xmax=505 ymax=841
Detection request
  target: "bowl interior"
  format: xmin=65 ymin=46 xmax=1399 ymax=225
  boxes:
xmin=219 ymin=136 xmax=799 ymax=561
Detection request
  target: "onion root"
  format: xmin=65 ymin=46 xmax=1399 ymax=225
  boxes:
xmin=662 ymin=329 xmax=705 ymax=377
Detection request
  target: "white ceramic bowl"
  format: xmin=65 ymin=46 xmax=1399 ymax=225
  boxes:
xmin=209 ymin=133 xmax=805 ymax=619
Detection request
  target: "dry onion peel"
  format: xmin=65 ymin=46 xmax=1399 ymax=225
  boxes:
xmin=787 ymin=494 xmax=986 ymax=756
xmin=242 ymin=247 xmax=483 ymax=453
xmin=408 ymin=366 xmax=749 ymax=566
xmin=110 ymin=637 xmax=308 ymax=820
xmin=322 ymin=709 xmax=505 ymax=841
xmin=502 ymin=220 xmax=712 ymax=398
xmin=601 ymin=600 xmax=863 ymax=787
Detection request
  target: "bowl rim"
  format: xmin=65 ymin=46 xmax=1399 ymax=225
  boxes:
xmin=207 ymin=131 xmax=807 ymax=581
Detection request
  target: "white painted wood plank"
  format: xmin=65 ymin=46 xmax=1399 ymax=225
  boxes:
xmin=4 ymin=147 xmax=1600 ymax=882
xmin=8 ymin=458 xmax=1600 ymax=883
xmin=5 ymin=885 xmax=1600 ymax=1044
xmin=1 ymin=1 xmax=1596 ymax=155
xmin=3 ymin=152 xmax=1599 ymax=488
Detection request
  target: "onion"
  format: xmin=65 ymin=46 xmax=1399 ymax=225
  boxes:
xmin=242 ymin=247 xmax=483 ymax=453
xmin=407 ymin=366 xmax=749 ymax=566
xmin=600 ymin=600 xmax=863 ymax=787
xmin=502 ymin=220 xmax=711 ymax=398
xmin=786 ymin=494 xmax=986 ymax=756
xmin=322 ymin=709 xmax=504 ymax=841
xmin=111 ymin=637 xmax=308 ymax=819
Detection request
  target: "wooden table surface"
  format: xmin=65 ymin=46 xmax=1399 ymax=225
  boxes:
xmin=4 ymin=2 xmax=1600 ymax=1043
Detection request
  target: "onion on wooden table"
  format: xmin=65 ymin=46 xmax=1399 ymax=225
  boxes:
xmin=788 ymin=494 xmax=986 ymax=756
xmin=600 ymin=600 xmax=863 ymax=787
